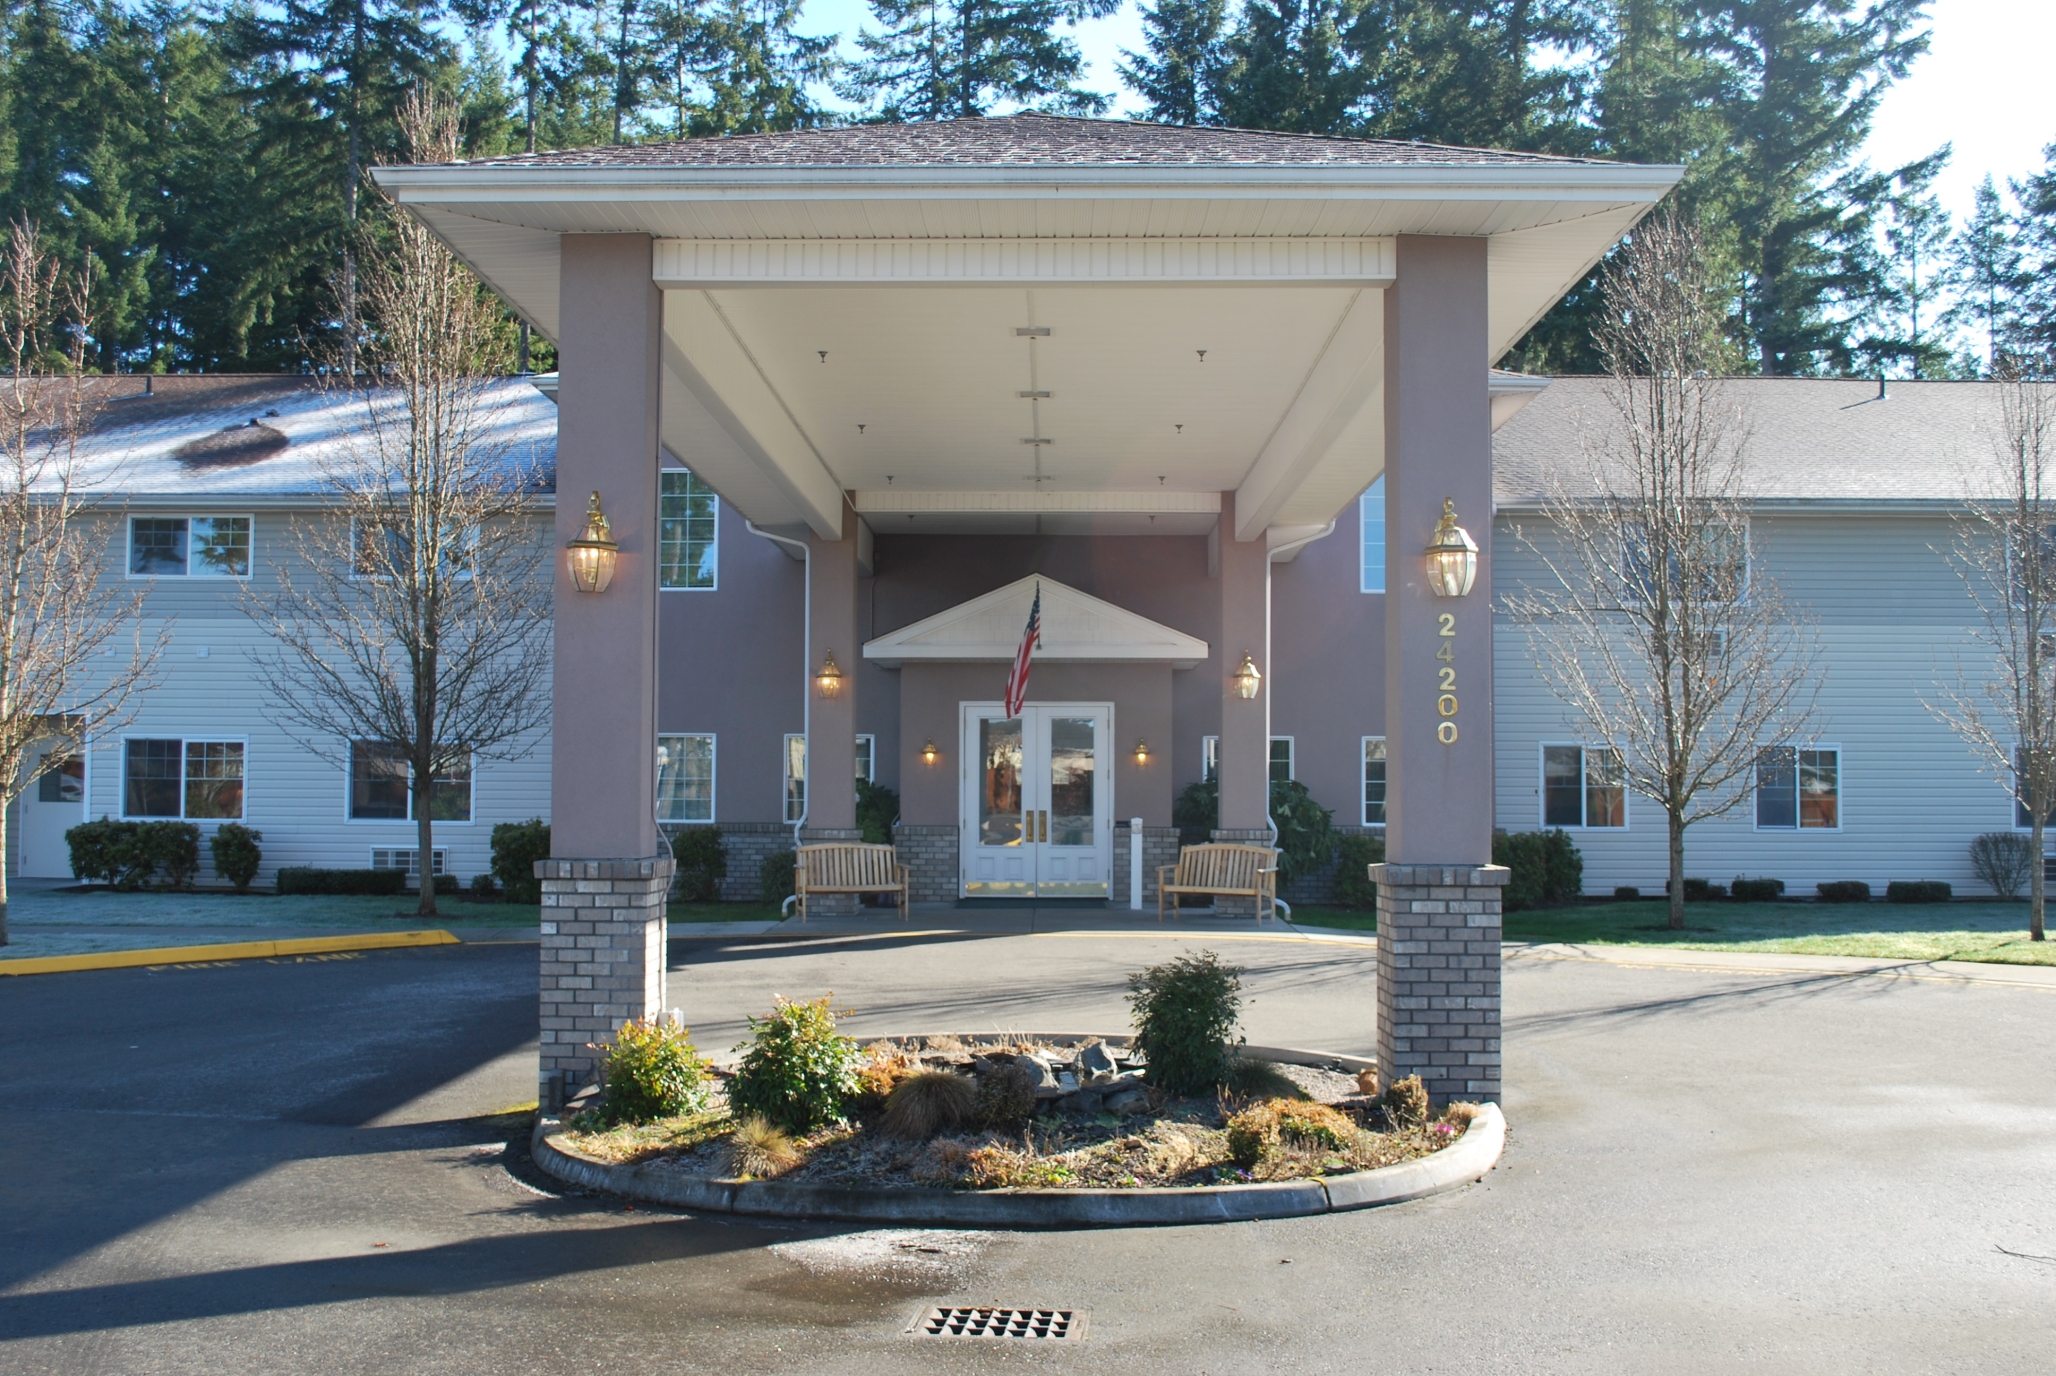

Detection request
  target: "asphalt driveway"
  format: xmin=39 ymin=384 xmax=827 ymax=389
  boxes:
xmin=0 ymin=928 xmax=2049 ymax=1373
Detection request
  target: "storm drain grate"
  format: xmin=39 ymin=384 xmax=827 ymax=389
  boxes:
xmin=905 ymin=1307 xmax=1088 ymax=1341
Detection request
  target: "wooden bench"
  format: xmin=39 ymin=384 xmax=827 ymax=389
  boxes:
xmin=794 ymin=842 xmax=910 ymax=923
xmin=1157 ymin=843 xmax=1279 ymax=923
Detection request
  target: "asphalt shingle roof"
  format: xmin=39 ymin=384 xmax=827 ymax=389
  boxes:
xmin=1494 ymin=376 xmax=2021 ymax=505
xmin=462 ymin=112 xmax=1616 ymax=171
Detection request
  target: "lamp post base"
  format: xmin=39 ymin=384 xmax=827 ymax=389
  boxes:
xmin=1369 ymin=862 xmax=1506 ymax=1102
xmin=536 ymin=855 xmax=674 ymax=1109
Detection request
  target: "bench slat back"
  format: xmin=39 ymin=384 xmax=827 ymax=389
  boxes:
xmin=1172 ymin=844 xmax=1270 ymax=891
xmin=799 ymin=842 xmax=899 ymax=888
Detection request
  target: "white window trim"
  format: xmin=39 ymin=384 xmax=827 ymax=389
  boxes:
xmin=370 ymin=847 xmax=448 ymax=878
xmin=341 ymin=739 xmax=477 ymax=826
xmin=1270 ymin=735 xmax=1294 ymax=783
xmin=783 ymin=732 xmax=807 ymax=824
xmin=1359 ymin=478 xmax=1386 ymax=594
xmin=1750 ymin=742 xmax=1842 ymax=833
xmin=117 ymin=733 xmax=249 ymax=822
xmin=1361 ymin=735 xmax=1388 ymax=828
xmin=127 ymin=514 xmax=255 ymax=581
xmin=1620 ymin=517 xmax=1753 ymax=609
xmin=659 ymin=468 xmax=719 ymax=592
xmin=856 ymin=733 xmax=876 ymax=783
xmin=657 ymin=732 xmax=718 ymax=824
xmin=1537 ymin=742 xmax=1630 ymax=831
xmin=1201 ymin=735 xmax=1218 ymax=783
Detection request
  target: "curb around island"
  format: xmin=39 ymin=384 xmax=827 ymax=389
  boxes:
xmin=0 ymin=929 xmax=461 ymax=977
xmin=529 ymin=1039 xmax=1506 ymax=1228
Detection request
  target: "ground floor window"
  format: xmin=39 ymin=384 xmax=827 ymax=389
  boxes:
xmin=1200 ymin=735 xmax=1294 ymax=784
xmin=783 ymin=734 xmax=881 ymax=822
xmin=2014 ymin=748 xmax=2056 ymax=828
xmin=657 ymin=734 xmax=715 ymax=822
xmin=1362 ymin=737 xmax=1386 ymax=825
xmin=349 ymin=741 xmax=472 ymax=822
xmin=123 ymin=738 xmax=244 ymax=820
xmin=1542 ymin=745 xmax=1626 ymax=829
xmin=1756 ymin=745 xmax=1838 ymax=830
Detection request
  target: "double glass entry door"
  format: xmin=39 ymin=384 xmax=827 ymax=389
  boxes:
xmin=960 ymin=702 xmax=1113 ymax=898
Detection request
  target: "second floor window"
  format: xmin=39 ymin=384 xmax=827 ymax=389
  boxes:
xmin=1360 ymin=476 xmax=1386 ymax=593
xmin=130 ymin=516 xmax=250 ymax=578
xmin=660 ymin=470 xmax=718 ymax=589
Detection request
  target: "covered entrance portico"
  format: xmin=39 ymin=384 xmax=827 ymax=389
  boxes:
xmin=378 ymin=115 xmax=1675 ymax=1109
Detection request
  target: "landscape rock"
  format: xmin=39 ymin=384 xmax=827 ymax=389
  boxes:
xmin=1105 ymin=1086 xmax=1150 ymax=1114
xmin=1017 ymin=1055 xmax=1063 ymax=1099
xmin=1077 ymin=1042 xmax=1120 ymax=1086
xmin=1056 ymin=1071 xmax=1079 ymax=1096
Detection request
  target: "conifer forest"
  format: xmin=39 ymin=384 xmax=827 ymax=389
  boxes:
xmin=2 ymin=0 xmax=2050 ymax=377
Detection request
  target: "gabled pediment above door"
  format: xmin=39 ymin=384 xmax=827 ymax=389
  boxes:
xmin=864 ymin=575 xmax=1208 ymax=670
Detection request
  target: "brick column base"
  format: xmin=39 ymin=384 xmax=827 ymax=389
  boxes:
xmin=1370 ymin=862 xmax=1506 ymax=1103
xmin=1211 ymin=827 xmax=1276 ymax=918
xmin=537 ymin=854 xmax=674 ymax=1109
xmin=796 ymin=827 xmax=865 ymax=918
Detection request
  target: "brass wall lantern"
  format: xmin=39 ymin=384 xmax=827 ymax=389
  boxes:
xmin=1231 ymin=654 xmax=1263 ymax=701
xmin=816 ymin=651 xmax=844 ymax=699
xmin=1134 ymin=740 xmax=1150 ymax=765
xmin=565 ymin=490 xmax=619 ymax=594
xmin=1424 ymin=498 xmax=1479 ymax=598
xmin=921 ymin=738 xmax=939 ymax=766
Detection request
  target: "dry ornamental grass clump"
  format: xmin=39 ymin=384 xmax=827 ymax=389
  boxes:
xmin=1225 ymin=1098 xmax=1360 ymax=1169
xmin=1381 ymin=1073 xmax=1430 ymax=1130
xmin=881 ymin=1070 xmax=978 ymax=1140
xmin=974 ymin=1059 xmax=1038 ymax=1129
xmin=728 ymin=1115 xmax=802 ymax=1178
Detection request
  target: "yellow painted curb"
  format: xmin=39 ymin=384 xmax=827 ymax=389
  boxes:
xmin=0 ymin=929 xmax=460 ymax=977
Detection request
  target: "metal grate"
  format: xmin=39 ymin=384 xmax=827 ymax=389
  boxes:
xmin=905 ymin=1307 xmax=1088 ymax=1341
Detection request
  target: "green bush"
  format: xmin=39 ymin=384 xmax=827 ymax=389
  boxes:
xmin=468 ymin=872 xmax=498 ymax=899
xmin=1169 ymin=776 xmax=1335 ymax=885
xmin=600 ymin=1015 xmax=711 ymax=1125
xmin=759 ymin=849 xmax=797 ymax=903
xmin=65 ymin=817 xmax=127 ymax=886
xmin=1613 ymin=886 xmax=1641 ymax=900
xmin=138 ymin=822 xmax=202 ymax=889
xmin=1816 ymin=880 xmax=1872 ymax=903
xmin=725 ymin=996 xmax=862 ymax=1133
xmin=208 ymin=823 xmax=263 ymax=891
xmin=275 ymin=867 xmax=408 ymax=896
xmin=1886 ymin=880 xmax=1951 ymax=904
xmin=856 ymin=778 xmax=899 ymax=846
xmin=1331 ymin=833 xmax=1385 ymax=911
xmin=1126 ymin=949 xmax=1244 ymax=1097
xmin=1173 ymin=777 xmax=1217 ymax=848
xmin=491 ymin=819 xmax=550 ymax=904
xmin=430 ymin=872 xmax=459 ymax=895
xmin=1730 ymin=877 xmax=1785 ymax=903
xmin=1669 ymin=877 xmax=1724 ymax=902
xmin=1969 ymin=832 xmax=2033 ymax=899
xmin=1493 ymin=829 xmax=1584 ymax=910
xmin=671 ymin=827 xmax=727 ymax=902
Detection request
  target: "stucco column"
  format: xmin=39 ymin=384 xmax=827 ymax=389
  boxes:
xmin=538 ymin=233 xmax=667 ymax=1109
xmin=1378 ymin=235 xmax=1503 ymax=1102
xmin=1216 ymin=491 xmax=1271 ymax=839
xmin=805 ymin=505 xmax=860 ymax=835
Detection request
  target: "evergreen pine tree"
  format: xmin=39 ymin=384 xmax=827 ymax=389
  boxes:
xmin=1854 ymin=152 xmax=1957 ymax=379
xmin=1348 ymin=0 xmax=1593 ymax=151
xmin=1120 ymin=0 xmax=1227 ymax=125
xmin=682 ymin=0 xmax=836 ymax=136
xmin=1212 ymin=0 xmax=1364 ymax=136
xmin=1950 ymin=176 xmax=2026 ymax=377
xmin=840 ymin=0 xmax=1119 ymax=121
xmin=2012 ymin=145 xmax=2056 ymax=375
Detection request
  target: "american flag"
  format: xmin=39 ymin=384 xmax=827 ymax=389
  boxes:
xmin=1004 ymin=583 xmax=1041 ymax=717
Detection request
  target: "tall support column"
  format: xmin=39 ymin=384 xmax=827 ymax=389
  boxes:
xmin=1215 ymin=494 xmax=1272 ymax=913
xmin=1377 ymin=235 xmax=1504 ymax=1103
xmin=538 ymin=233 xmax=668 ymax=1108
xmin=802 ymin=505 xmax=862 ymax=912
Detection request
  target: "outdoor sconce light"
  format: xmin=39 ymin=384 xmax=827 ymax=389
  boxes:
xmin=816 ymin=651 xmax=844 ymax=699
xmin=921 ymin=739 xmax=939 ymax=766
xmin=1231 ymin=654 xmax=1263 ymax=700
xmin=565 ymin=490 xmax=619 ymax=594
xmin=1134 ymin=740 xmax=1150 ymax=764
xmin=1424 ymin=498 xmax=1479 ymax=598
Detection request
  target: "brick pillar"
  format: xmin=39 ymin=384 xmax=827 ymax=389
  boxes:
xmin=1371 ymin=862 xmax=1505 ymax=1103
xmin=537 ymin=855 xmax=674 ymax=1109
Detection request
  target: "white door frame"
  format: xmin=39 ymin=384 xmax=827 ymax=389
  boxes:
xmin=958 ymin=700 xmax=1115 ymax=899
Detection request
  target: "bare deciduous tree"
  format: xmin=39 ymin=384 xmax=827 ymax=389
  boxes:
xmin=1927 ymin=370 xmax=2056 ymax=940
xmin=247 ymin=93 xmax=552 ymax=918
xmin=1504 ymin=208 xmax=1821 ymax=930
xmin=0 ymin=219 xmax=163 ymax=944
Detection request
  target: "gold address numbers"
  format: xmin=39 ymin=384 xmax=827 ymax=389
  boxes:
xmin=1436 ymin=612 xmax=1458 ymax=744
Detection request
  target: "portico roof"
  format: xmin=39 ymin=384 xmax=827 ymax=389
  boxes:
xmin=863 ymin=573 xmax=1208 ymax=669
xmin=377 ymin=114 xmax=1678 ymax=544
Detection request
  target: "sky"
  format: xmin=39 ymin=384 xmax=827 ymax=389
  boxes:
xmin=793 ymin=0 xmax=2056 ymax=225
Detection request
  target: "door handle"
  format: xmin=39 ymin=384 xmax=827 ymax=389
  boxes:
xmin=1038 ymin=810 xmax=1048 ymax=842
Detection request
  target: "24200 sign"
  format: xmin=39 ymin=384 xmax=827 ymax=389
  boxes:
xmin=1436 ymin=612 xmax=1458 ymax=744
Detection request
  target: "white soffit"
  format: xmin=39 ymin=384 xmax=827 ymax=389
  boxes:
xmin=865 ymin=573 xmax=1209 ymax=669
xmin=653 ymin=236 xmax=1395 ymax=287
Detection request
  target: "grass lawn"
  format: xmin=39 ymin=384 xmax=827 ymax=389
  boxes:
xmin=4 ymin=885 xmax=541 ymax=930
xmin=1289 ymin=898 xmax=2056 ymax=966
xmin=665 ymin=901 xmax=786 ymax=924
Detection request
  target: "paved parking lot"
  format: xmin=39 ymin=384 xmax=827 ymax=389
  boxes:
xmin=1 ymin=925 xmax=2050 ymax=1373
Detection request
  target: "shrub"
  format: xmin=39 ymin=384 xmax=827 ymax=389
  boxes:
xmin=1173 ymin=777 xmax=1217 ymax=848
xmin=727 ymin=1116 xmax=800 ymax=1178
xmin=1331 ymin=833 xmax=1385 ymax=911
xmin=600 ymin=1015 xmax=711 ymax=1125
xmin=431 ymin=872 xmax=459 ymax=895
xmin=1381 ymin=1073 xmax=1430 ymax=1130
xmin=135 ymin=822 xmax=201 ymax=889
xmin=671 ymin=827 xmax=727 ymax=903
xmin=66 ymin=817 xmax=128 ymax=886
xmin=1171 ymin=777 xmax=1337 ymax=887
xmin=275 ymin=867 xmax=408 ymax=896
xmin=850 ymin=1047 xmax=915 ymax=1116
xmin=973 ymin=1059 xmax=1038 ymax=1130
xmin=208 ymin=823 xmax=263 ymax=891
xmin=1886 ymin=880 xmax=1952 ymax=904
xmin=1668 ymin=877 xmax=1724 ymax=902
xmin=1613 ymin=886 xmax=1641 ymax=901
xmin=1816 ymin=880 xmax=1872 ymax=903
xmin=856 ymin=778 xmax=899 ymax=846
xmin=1970 ymin=832 xmax=2034 ymax=899
xmin=1126 ymin=949 xmax=1244 ymax=1096
xmin=725 ymin=996 xmax=862 ymax=1134
xmin=490 ymin=818 xmax=550 ymax=904
xmin=759 ymin=849 xmax=797 ymax=904
xmin=1730 ymin=877 xmax=1785 ymax=903
xmin=1494 ymin=829 xmax=1584 ymax=910
xmin=468 ymin=872 xmax=499 ymax=899
xmin=1225 ymin=1098 xmax=1358 ymax=1168
xmin=881 ymin=1070 xmax=978 ymax=1140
